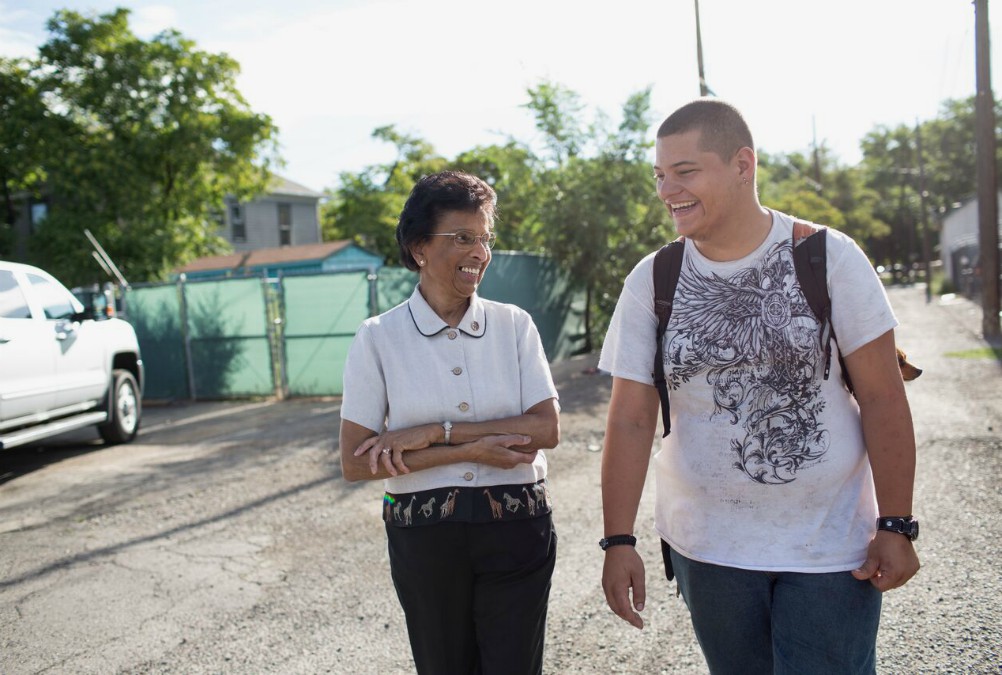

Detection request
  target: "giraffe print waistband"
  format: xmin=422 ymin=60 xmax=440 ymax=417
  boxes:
xmin=382 ymin=479 xmax=552 ymax=527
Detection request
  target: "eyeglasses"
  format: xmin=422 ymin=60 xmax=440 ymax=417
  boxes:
xmin=427 ymin=230 xmax=497 ymax=249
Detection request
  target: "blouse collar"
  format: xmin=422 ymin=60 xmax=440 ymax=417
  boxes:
xmin=407 ymin=285 xmax=487 ymax=338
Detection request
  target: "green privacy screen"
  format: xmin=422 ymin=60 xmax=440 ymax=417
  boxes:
xmin=375 ymin=267 xmax=419 ymax=313
xmin=126 ymin=283 xmax=188 ymax=399
xmin=479 ymin=252 xmax=585 ymax=362
xmin=126 ymin=253 xmax=583 ymax=401
xmin=282 ymin=272 xmax=371 ymax=396
xmin=366 ymin=255 xmax=585 ymax=361
xmin=185 ymin=278 xmax=274 ymax=398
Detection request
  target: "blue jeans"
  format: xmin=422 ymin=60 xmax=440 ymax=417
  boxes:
xmin=664 ymin=540 xmax=881 ymax=675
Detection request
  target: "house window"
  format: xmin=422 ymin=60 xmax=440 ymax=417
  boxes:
xmin=278 ymin=203 xmax=292 ymax=246
xmin=29 ymin=200 xmax=48 ymax=232
xmin=231 ymin=203 xmax=246 ymax=242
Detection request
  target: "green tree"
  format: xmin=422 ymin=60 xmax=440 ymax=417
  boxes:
xmin=21 ymin=8 xmax=278 ymax=284
xmin=522 ymin=81 xmax=586 ymax=166
xmin=758 ymin=149 xmax=891 ymax=251
xmin=917 ymin=97 xmax=1002 ymax=213
xmin=528 ymin=84 xmax=671 ymax=352
xmin=322 ymin=125 xmax=446 ymax=261
xmin=857 ymin=96 xmax=1002 ymax=271
xmin=0 ymin=57 xmax=55 ymax=256
xmin=452 ymin=141 xmax=541 ymax=251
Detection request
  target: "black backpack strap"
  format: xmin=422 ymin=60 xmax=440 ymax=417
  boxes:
xmin=792 ymin=225 xmax=854 ymax=394
xmin=653 ymin=240 xmax=685 ymax=437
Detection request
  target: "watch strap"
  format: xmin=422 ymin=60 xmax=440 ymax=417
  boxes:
xmin=876 ymin=516 xmax=919 ymax=541
xmin=599 ymin=534 xmax=637 ymax=551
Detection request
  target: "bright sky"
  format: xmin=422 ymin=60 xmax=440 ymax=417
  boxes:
xmin=2 ymin=0 xmax=998 ymax=194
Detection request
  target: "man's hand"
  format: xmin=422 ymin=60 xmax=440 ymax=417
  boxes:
xmin=602 ymin=545 xmax=647 ymax=629
xmin=852 ymin=530 xmax=920 ymax=591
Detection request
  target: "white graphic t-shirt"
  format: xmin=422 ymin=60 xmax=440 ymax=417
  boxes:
xmin=599 ymin=210 xmax=898 ymax=572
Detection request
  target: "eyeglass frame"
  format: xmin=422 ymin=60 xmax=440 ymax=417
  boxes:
xmin=426 ymin=230 xmax=497 ymax=249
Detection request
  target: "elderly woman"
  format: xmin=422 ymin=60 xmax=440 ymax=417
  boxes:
xmin=339 ymin=170 xmax=560 ymax=675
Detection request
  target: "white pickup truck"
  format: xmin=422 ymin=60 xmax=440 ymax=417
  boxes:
xmin=0 ymin=261 xmax=143 ymax=450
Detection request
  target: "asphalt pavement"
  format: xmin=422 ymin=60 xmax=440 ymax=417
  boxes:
xmin=0 ymin=283 xmax=999 ymax=674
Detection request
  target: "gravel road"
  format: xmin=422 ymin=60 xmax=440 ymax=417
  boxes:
xmin=0 ymin=284 xmax=999 ymax=674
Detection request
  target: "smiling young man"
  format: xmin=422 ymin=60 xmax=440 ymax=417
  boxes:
xmin=598 ymin=99 xmax=919 ymax=674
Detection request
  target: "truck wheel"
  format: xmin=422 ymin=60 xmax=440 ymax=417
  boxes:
xmin=98 ymin=369 xmax=141 ymax=444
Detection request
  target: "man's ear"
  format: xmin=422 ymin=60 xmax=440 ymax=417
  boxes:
xmin=734 ymin=146 xmax=756 ymax=182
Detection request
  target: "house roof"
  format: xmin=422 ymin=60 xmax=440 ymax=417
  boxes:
xmin=268 ymin=174 xmax=324 ymax=198
xmin=177 ymin=240 xmax=354 ymax=273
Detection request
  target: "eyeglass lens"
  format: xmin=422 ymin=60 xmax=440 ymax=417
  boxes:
xmin=451 ymin=231 xmax=496 ymax=248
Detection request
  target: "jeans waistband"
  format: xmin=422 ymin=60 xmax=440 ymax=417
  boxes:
xmin=383 ymin=479 xmax=552 ymax=527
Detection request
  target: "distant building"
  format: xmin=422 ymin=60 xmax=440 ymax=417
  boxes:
xmin=175 ymin=240 xmax=383 ymax=281
xmin=223 ymin=175 xmax=324 ymax=251
xmin=5 ymin=174 xmax=323 ymax=260
xmin=940 ymin=191 xmax=1002 ymax=295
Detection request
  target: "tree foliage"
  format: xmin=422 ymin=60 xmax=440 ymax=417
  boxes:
xmin=322 ymin=84 xmax=1000 ymax=351
xmin=321 ymin=126 xmax=447 ymax=261
xmin=529 ymin=84 xmax=671 ymax=351
xmin=4 ymin=8 xmax=278 ymax=284
xmin=857 ymin=96 xmax=1002 ymax=268
xmin=0 ymin=57 xmax=53 ymax=255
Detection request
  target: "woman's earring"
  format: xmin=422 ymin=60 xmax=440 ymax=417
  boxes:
xmin=418 ymin=259 xmax=425 ymax=266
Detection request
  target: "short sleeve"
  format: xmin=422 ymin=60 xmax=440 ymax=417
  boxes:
xmin=340 ymin=322 xmax=389 ymax=433
xmin=827 ymin=232 xmax=898 ymax=356
xmin=516 ymin=311 xmax=559 ymax=411
xmin=598 ymin=253 xmax=659 ymax=385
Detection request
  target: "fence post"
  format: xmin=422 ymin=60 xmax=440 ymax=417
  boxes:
xmin=177 ymin=274 xmax=197 ymax=400
xmin=265 ymin=273 xmax=287 ymax=400
xmin=368 ymin=266 xmax=379 ymax=317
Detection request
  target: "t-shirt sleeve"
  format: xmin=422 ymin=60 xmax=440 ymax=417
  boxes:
xmin=827 ymin=232 xmax=899 ymax=356
xmin=516 ymin=311 xmax=560 ymax=411
xmin=340 ymin=321 xmax=388 ymax=433
xmin=598 ymin=254 xmax=659 ymax=385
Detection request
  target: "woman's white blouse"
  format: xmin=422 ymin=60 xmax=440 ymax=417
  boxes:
xmin=341 ymin=286 xmax=558 ymax=493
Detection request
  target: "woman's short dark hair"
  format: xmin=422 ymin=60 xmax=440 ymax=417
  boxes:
xmin=657 ymin=98 xmax=754 ymax=161
xmin=396 ymin=171 xmax=497 ymax=271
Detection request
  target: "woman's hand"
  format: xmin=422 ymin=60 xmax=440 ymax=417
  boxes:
xmin=349 ymin=429 xmax=535 ymax=478
xmin=469 ymin=434 xmax=536 ymax=469
xmin=354 ymin=424 xmax=439 ymax=476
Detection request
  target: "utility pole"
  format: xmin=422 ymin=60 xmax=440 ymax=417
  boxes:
xmin=916 ymin=121 xmax=933 ymax=303
xmin=974 ymin=0 xmax=1000 ymax=338
xmin=694 ymin=0 xmax=713 ymax=97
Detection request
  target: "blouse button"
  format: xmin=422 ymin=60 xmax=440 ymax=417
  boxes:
xmin=458 ymin=402 xmax=469 ymax=412
xmin=452 ymin=367 xmax=463 ymax=376
xmin=463 ymin=472 xmax=474 ymax=481
xmin=471 ymin=321 xmax=480 ymax=331
xmin=447 ymin=330 xmax=458 ymax=340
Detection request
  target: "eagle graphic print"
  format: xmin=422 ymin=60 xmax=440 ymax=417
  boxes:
xmin=666 ymin=239 xmax=828 ymax=485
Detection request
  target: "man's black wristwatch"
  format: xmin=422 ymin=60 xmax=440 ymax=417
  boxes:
xmin=599 ymin=534 xmax=637 ymax=551
xmin=876 ymin=516 xmax=919 ymax=541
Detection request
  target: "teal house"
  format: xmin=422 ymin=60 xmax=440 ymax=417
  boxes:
xmin=175 ymin=240 xmax=384 ymax=280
